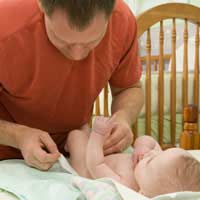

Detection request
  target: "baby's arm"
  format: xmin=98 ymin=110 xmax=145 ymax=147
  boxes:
xmin=65 ymin=125 xmax=90 ymax=177
xmin=86 ymin=117 xmax=122 ymax=182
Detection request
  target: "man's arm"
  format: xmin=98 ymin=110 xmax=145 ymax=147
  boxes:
xmin=111 ymin=81 xmax=144 ymax=126
xmin=103 ymin=81 xmax=144 ymax=154
xmin=0 ymin=119 xmax=21 ymax=148
xmin=0 ymin=119 xmax=60 ymax=170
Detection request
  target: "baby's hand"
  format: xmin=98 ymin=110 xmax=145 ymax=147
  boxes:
xmin=93 ymin=116 xmax=112 ymax=136
xmin=132 ymin=146 xmax=152 ymax=168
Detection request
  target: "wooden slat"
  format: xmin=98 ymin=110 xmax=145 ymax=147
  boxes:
xmin=158 ymin=21 xmax=164 ymax=146
xmin=103 ymin=85 xmax=109 ymax=117
xmin=145 ymin=29 xmax=152 ymax=135
xmin=137 ymin=3 xmax=200 ymax=38
xmin=95 ymin=96 xmax=100 ymax=116
xmin=193 ymin=23 xmax=200 ymax=131
xmin=193 ymin=23 xmax=199 ymax=109
xmin=182 ymin=19 xmax=189 ymax=109
xmin=140 ymin=54 xmax=171 ymax=62
xmin=136 ymin=3 xmax=200 ymax=149
xmin=90 ymin=105 xmax=94 ymax=128
xmin=170 ymin=18 xmax=177 ymax=146
xmin=132 ymin=120 xmax=138 ymax=143
xmin=154 ymin=60 xmax=158 ymax=71
xmin=162 ymin=144 xmax=176 ymax=150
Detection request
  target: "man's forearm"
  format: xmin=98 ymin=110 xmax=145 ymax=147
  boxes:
xmin=0 ymin=120 xmax=22 ymax=148
xmin=111 ymin=86 xmax=144 ymax=126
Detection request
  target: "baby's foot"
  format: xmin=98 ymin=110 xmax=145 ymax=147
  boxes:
xmin=93 ymin=116 xmax=112 ymax=136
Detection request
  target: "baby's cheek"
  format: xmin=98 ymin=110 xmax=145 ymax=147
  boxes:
xmin=134 ymin=163 xmax=143 ymax=182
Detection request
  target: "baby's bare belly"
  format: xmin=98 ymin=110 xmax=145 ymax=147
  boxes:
xmin=75 ymin=153 xmax=138 ymax=190
xmin=105 ymin=153 xmax=132 ymax=169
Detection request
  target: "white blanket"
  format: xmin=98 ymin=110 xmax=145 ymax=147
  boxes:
xmin=0 ymin=151 xmax=200 ymax=200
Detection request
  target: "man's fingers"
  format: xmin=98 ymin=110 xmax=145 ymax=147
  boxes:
xmin=108 ymin=114 xmax=118 ymax=125
xmin=29 ymin=159 xmax=53 ymax=171
xmin=25 ymin=152 xmax=54 ymax=171
xmin=33 ymin=147 xmax=60 ymax=163
xmin=43 ymin=152 xmax=60 ymax=163
xmin=40 ymin=133 xmax=59 ymax=154
xmin=104 ymin=138 xmax=127 ymax=155
xmin=103 ymin=126 xmax=124 ymax=150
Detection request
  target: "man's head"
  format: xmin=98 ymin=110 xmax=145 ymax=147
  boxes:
xmin=134 ymin=148 xmax=200 ymax=197
xmin=38 ymin=0 xmax=116 ymax=60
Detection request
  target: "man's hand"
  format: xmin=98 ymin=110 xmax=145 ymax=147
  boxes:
xmin=103 ymin=115 xmax=133 ymax=155
xmin=15 ymin=126 xmax=60 ymax=170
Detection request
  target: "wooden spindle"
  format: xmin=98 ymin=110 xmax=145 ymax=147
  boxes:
xmin=158 ymin=21 xmax=164 ymax=146
xmin=145 ymin=29 xmax=152 ymax=135
xmin=132 ymin=120 xmax=138 ymax=143
xmin=193 ymin=24 xmax=199 ymax=111
xmin=180 ymin=105 xmax=200 ymax=149
xmin=90 ymin=105 xmax=94 ymax=128
xmin=170 ymin=18 xmax=177 ymax=146
xmin=182 ymin=19 xmax=189 ymax=110
xmin=103 ymin=84 xmax=109 ymax=117
xmin=95 ymin=96 xmax=100 ymax=116
xmin=154 ymin=60 xmax=158 ymax=71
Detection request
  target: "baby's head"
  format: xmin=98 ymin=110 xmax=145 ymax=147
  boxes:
xmin=134 ymin=148 xmax=200 ymax=198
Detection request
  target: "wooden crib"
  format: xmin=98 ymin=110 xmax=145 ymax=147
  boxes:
xmin=93 ymin=3 xmax=200 ymax=150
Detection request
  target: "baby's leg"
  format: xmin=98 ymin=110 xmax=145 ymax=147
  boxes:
xmin=65 ymin=130 xmax=91 ymax=178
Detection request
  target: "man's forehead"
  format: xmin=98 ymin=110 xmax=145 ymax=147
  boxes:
xmin=47 ymin=10 xmax=108 ymax=44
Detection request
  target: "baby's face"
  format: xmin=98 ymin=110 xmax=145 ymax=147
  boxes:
xmin=134 ymin=148 xmax=190 ymax=197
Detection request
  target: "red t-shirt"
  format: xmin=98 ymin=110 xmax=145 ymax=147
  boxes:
xmin=0 ymin=0 xmax=141 ymax=159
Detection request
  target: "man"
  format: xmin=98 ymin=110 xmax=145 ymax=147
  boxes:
xmin=0 ymin=0 xmax=144 ymax=170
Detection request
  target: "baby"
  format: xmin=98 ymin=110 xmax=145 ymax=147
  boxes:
xmin=65 ymin=116 xmax=200 ymax=198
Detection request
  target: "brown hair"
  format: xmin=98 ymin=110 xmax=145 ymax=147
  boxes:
xmin=158 ymin=153 xmax=200 ymax=195
xmin=39 ymin=0 xmax=116 ymax=30
xmin=178 ymin=154 xmax=200 ymax=191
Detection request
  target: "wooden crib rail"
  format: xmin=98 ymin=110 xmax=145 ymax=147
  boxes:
xmin=93 ymin=3 xmax=200 ymax=150
xmin=180 ymin=105 xmax=200 ymax=149
xmin=137 ymin=3 xmax=200 ymax=38
xmin=136 ymin=3 xmax=200 ymax=149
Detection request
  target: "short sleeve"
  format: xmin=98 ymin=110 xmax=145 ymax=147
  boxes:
xmin=0 ymin=43 xmax=3 ymax=88
xmin=0 ymin=40 xmax=10 ymax=93
xmin=109 ymin=12 xmax=142 ymax=88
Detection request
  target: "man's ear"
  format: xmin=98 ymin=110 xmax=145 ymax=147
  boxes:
xmin=37 ymin=0 xmax=45 ymax=13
